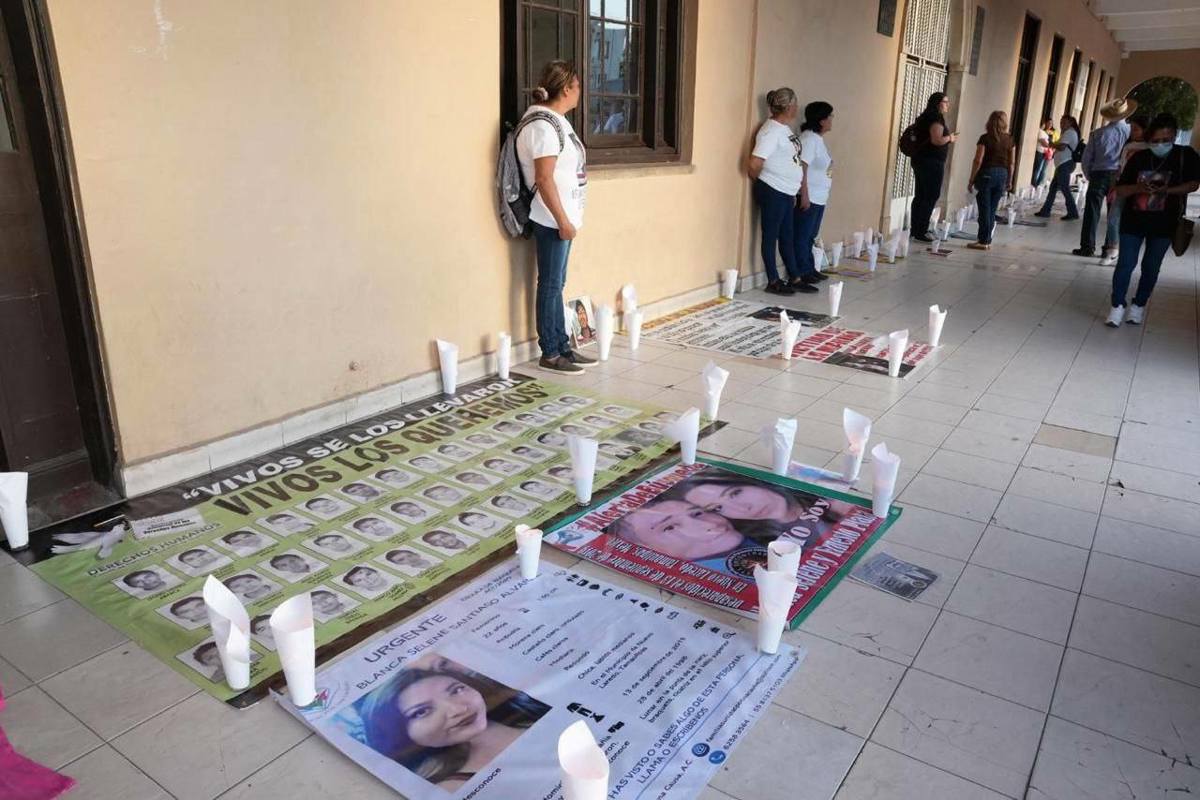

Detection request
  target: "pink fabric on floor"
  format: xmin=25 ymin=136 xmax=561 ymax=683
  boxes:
xmin=0 ymin=682 xmax=76 ymax=800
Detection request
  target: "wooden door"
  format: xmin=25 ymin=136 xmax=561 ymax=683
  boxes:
xmin=0 ymin=10 xmax=89 ymax=487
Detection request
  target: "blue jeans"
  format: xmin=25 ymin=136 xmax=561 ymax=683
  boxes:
xmin=531 ymin=221 xmax=572 ymax=358
xmin=1038 ymin=163 xmax=1078 ymax=218
xmin=1081 ymin=170 xmax=1116 ymax=252
xmin=754 ymin=179 xmax=799 ymax=283
xmin=793 ymin=202 xmax=825 ymax=278
xmin=1105 ymin=195 xmax=1122 ymax=253
xmin=1031 ymin=152 xmax=1047 ymax=186
xmin=1111 ymin=232 xmax=1171 ymax=308
xmin=973 ymin=166 xmax=1007 ymax=244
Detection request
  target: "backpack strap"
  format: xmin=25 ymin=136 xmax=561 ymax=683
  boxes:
xmin=515 ymin=109 xmax=565 ymax=154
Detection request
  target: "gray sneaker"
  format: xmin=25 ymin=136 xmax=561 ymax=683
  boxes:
xmin=538 ymin=355 xmax=584 ymax=375
xmin=565 ymin=349 xmax=598 ymax=366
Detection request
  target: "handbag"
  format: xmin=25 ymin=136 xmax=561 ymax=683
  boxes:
xmin=1171 ymin=149 xmax=1194 ymax=257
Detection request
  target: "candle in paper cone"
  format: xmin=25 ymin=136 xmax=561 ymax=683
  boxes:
xmin=763 ymin=418 xmax=797 ymax=475
xmin=899 ymin=236 xmax=910 ymax=258
xmin=811 ymin=245 xmax=825 ymax=272
xmin=930 ymin=206 xmax=941 ymax=226
xmin=871 ymin=442 xmax=902 ymax=518
xmin=865 ymin=227 xmax=874 ymax=245
xmin=620 ymin=283 xmax=638 ymax=314
xmin=882 ymin=239 xmax=897 ymax=263
xmin=663 ymin=408 xmax=700 ymax=465
xmin=559 ymin=721 xmax=609 ymax=800
xmin=269 ymin=592 xmax=316 ymax=707
xmin=567 ymin=436 xmax=599 ymax=505
xmin=828 ymin=281 xmax=844 ymax=317
xmin=626 ymin=310 xmax=644 ymax=351
xmin=931 ymin=237 xmax=941 ymax=254
xmin=928 ymin=304 xmax=947 ymax=347
xmin=0 ymin=472 xmax=29 ymax=550
xmin=701 ymin=361 xmax=730 ymax=419
xmin=757 ymin=609 xmax=788 ymax=654
xmin=754 ymin=565 xmax=797 ymax=654
xmin=202 ymin=576 xmax=252 ymax=690
xmin=842 ymin=408 xmax=872 ymax=483
xmin=767 ymin=539 xmax=802 ymax=575
xmin=956 ymin=208 xmax=967 ymax=233
xmin=1006 ymin=207 xmax=1016 ymax=227
xmin=866 ymin=243 xmax=879 ymax=272
xmin=594 ymin=305 xmax=614 ymax=361
xmin=780 ymin=319 xmax=802 ymax=361
xmin=720 ymin=269 xmax=738 ymax=299
xmin=435 ymin=339 xmax=459 ymax=395
xmin=514 ymin=524 xmax=543 ymax=580
xmin=852 ymin=231 xmax=865 ymax=258
xmin=830 ymin=241 xmax=843 ymax=267
xmin=497 ymin=332 xmax=512 ymax=380
xmin=887 ymin=329 xmax=909 ymax=378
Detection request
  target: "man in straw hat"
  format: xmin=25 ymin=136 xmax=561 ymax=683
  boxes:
xmin=1073 ymin=97 xmax=1137 ymax=260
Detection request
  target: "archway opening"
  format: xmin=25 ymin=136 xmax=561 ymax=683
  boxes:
xmin=1126 ymin=76 xmax=1198 ymax=144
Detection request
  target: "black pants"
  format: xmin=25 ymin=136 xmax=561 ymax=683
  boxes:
xmin=1080 ymin=170 xmax=1116 ymax=253
xmin=910 ymin=158 xmax=944 ymax=237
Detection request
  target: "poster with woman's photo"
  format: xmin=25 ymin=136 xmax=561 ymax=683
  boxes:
xmin=564 ymin=295 xmax=596 ymax=348
xmin=285 ymin=562 xmax=799 ymax=800
xmin=545 ymin=459 xmax=899 ymax=624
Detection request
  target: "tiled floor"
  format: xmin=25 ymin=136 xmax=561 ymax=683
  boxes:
xmin=3 ymin=209 xmax=1200 ymax=799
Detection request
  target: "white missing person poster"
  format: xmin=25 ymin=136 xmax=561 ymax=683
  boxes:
xmin=283 ymin=562 xmax=801 ymax=798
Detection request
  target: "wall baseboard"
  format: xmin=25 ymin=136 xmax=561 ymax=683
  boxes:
xmin=118 ymin=275 xmax=748 ymax=497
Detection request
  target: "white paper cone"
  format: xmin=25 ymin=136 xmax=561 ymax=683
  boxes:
xmin=663 ymin=407 xmax=701 ymax=465
xmin=567 ymin=436 xmax=599 ymax=505
xmin=436 ymin=339 xmax=458 ymax=395
xmin=763 ymin=418 xmax=797 ymax=476
xmin=866 ymin=243 xmax=879 ymax=272
xmin=514 ymin=524 xmax=543 ymax=580
xmin=882 ymin=239 xmax=897 ymax=263
xmin=866 ymin=227 xmax=875 ymax=246
xmin=721 ymin=269 xmax=738 ymax=299
xmin=497 ymin=332 xmax=512 ymax=380
xmin=621 ymin=283 xmax=638 ymax=314
xmin=559 ymin=721 xmax=609 ymax=800
xmin=871 ymin=442 xmax=902 ymax=518
xmin=930 ymin=207 xmax=942 ymax=226
xmin=202 ymin=576 xmax=252 ymax=691
xmin=754 ymin=565 xmax=797 ymax=654
xmin=899 ymin=236 xmax=910 ymax=258
xmin=1007 ymin=207 xmax=1016 ymax=227
xmin=956 ymin=208 xmax=967 ymax=233
xmin=830 ymin=241 xmax=843 ymax=267
xmin=887 ymin=329 xmax=909 ymax=378
xmin=828 ymin=281 xmax=844 ymax=317
xmin=270 ymin=592 xmax=316 ymax=707
xmin=931 ymin=237 xmax=941 ymax=254
xmin=0 ymin=472 xmax=30 ymax=550
xmin=767 ymin=539 xmax=802 ymax=575
xmin=626 ymin=310 xmax=644 ymax=351
xmin=811 ymin=245 xmax=825 ymax=272
xmin=595 ymin=306 xmax=614 ymax=362
xmin=757 ymin=610 xmax=787 ymax=654
xmin=842 ymin=408 xmax=872 ymax=482
xmin=701 ymin=361 xmax=730 ymax=419
xmin=779 ymin=311 xmax=802 ymax=361
xmin=928 ymin=305 xmax=947 ymax=348
xmin=852 ymin=231 xmax=865 ymax=258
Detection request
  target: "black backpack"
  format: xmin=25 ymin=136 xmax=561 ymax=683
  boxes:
xmin=899 ymin=122 xmax=927 ymax=158
xmin=1072 ymin=137 xmax=1086 ymax=165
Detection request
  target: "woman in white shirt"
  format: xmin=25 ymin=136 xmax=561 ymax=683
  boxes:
xmin=748 ymin=88 xmax=809 ymax=296
xmin=1034 ymin=114 xmax=1080 ymax=220
xmin=516 ymin=61 xmax=596 ymax=376
xmin=793 ymin=102 xmax=834 ymax=288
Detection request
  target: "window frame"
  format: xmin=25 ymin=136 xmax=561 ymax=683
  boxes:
xmin=500 ymin=0 xmax=696 ymax=168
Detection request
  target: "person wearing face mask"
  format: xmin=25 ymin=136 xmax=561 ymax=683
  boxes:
xmin=1106 ymin=114 xmax=1200 ymax=327
xmin=748 ymin=87 xmax=810 ymax=295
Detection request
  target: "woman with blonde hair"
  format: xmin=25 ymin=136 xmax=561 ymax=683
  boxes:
xmin=747 ymin=87 xmax=812 ymax=295
xmin=966 ymin=110 xmax=1014 ymax=250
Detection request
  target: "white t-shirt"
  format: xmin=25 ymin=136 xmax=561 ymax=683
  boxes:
xmin=517 ymin=106 xmax=587 ymax=229
xmin=1054 ymin=128 xmax=1078 ymax=167
xmin=752 ymin=119 xmax=802 ymax=195
xmin=799 ymin=130 xmax=833 ymax=205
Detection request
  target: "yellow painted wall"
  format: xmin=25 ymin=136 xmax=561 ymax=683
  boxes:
xmin=46 ymin=0 xmax=756 ymax=463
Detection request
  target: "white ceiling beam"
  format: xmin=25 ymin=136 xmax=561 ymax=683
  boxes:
xmin=1115 ymin=23 xmax=1200 ymax=41
xmin=1095 ymin=0 xmax=1200 ymax=15
xmin=1103 ymin=8 xmax=1200 ymax=28
xmin=1121 ymin=36 xmax=1200 ymax=50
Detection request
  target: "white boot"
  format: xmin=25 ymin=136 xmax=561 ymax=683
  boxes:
xmin=1105 ymin=306 xmax=1125 ymax=328
xmin=1126 ymin=304 xmax=1145 ymax=325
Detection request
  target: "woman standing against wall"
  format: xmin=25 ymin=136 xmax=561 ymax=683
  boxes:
xmin=793 ymin=102 xmax=834 ymax=287
xmin=748 ymin=88 xmax=811 ymax=295
xmin=966 ymin=111 xmax=1014 ymax=250
xmin=909 ymin=93 xmax=958 ymax=242
xmin=516 ymin=61 xmax=595 ymax=375
xmin=1032 ymin=118 xmax=1054 ymax=187
xmin=1034 ymin=114 xmax=1081 ymax=220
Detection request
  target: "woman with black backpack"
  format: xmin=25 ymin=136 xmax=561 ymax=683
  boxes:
xmin=1034 ymin=114 xmax=1081 ymax=220
xmin=908 ymin=93 xmax=958 ymax=242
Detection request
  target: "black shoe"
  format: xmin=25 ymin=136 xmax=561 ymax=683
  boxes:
xmin=792 ymin=282 xmax=818 ymax=294
xmin=764 ymin=280 xmax=795 ymax=296
xmin=538 ymin=355 xmax=584 ymax=375
xmin=801 ymin=272 xmax=830 ymax=283
xmin=1062 ymin=214 xmax=1080 ymax=221
xmin=1033 ymin=211 xmax=1051 ymax=218
xmin=912 ymin=233 xmax=934 ymax=242
xmin=564 ymin=349 xmax=597 ymax=366
xmin=1071 ymin=247 xmax=1094 ymax=257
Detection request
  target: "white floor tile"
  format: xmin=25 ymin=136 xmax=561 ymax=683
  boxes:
xmin=836 ymin=742 xmax=1009 ymax=799
xmin=799 ymin=581 xmax=940 ymax=665
xmin=945 ymin=565 xmax=1077 ymax=644
xmin=970 ymin=525 xmax=1087 ymax=591
xmin=1083 ymin=552 xmax=1200 ymax=626
xmin=1070 ymin=596 xmax=1200 ymax=688
xmin=898 ymin=474 xmax=1003 ymax=524
xmin=990 ymin=494 xmax=1098 ymax=548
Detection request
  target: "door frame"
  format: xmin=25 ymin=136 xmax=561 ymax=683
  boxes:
xmin=1 ymin=0 xmax=117 ymax=490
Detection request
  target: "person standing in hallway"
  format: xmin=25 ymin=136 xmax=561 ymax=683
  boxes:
xmin=1099 ymin=113 xmax=1149 ymax=267
xmin=1032 ymin=118 xmax=1054 ymax=187
xmin=1035 ymin=115 xmax=1081 ymax=220
xmin=748 ymin=87 xmax=811 ymax=295
xmin=1073 ymin=99 xmax=1135 ymax=259
xmin=1106 ymin=114 xmax=1200 ymax=327
xmin=516 ymin=61 xmax=596 ymax=376
xmin=908 ymin=93 xmax=957 ymax=242
xmin=965 ymin=111 xmax=1014 ymax=251
xmin=793 ymin=101 xmax=834 ymax=288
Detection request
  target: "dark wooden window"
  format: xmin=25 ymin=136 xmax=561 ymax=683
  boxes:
xmin=1064 ymin=48 xmax=1082 ymax=117
xmin=1039 ymin=35 xmax=1064 ymax=125
xmin=968 ymin=7 xmax=985 ymax=76
xmin=877 ymin=0 xmax=898 ymax=36
xmin=501 ymin=0 xmax=688 ymax=165
xmin=1009 ymin=12 xmax=1040 ymax=155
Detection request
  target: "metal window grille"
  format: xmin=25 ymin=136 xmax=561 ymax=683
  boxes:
xmin=892 ymin=0 xmax=950 ymax=198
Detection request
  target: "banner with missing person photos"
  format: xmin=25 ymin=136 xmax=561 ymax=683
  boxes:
xmin=640 ymin=298 xmax=837 ymax=358
xmin=30 ymin=375 xmax=680 ymax=702
xmin=285 ymin=562 xmax=800 ymax=799
xmin=545 ymin=458 xmax=900 ymax=626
